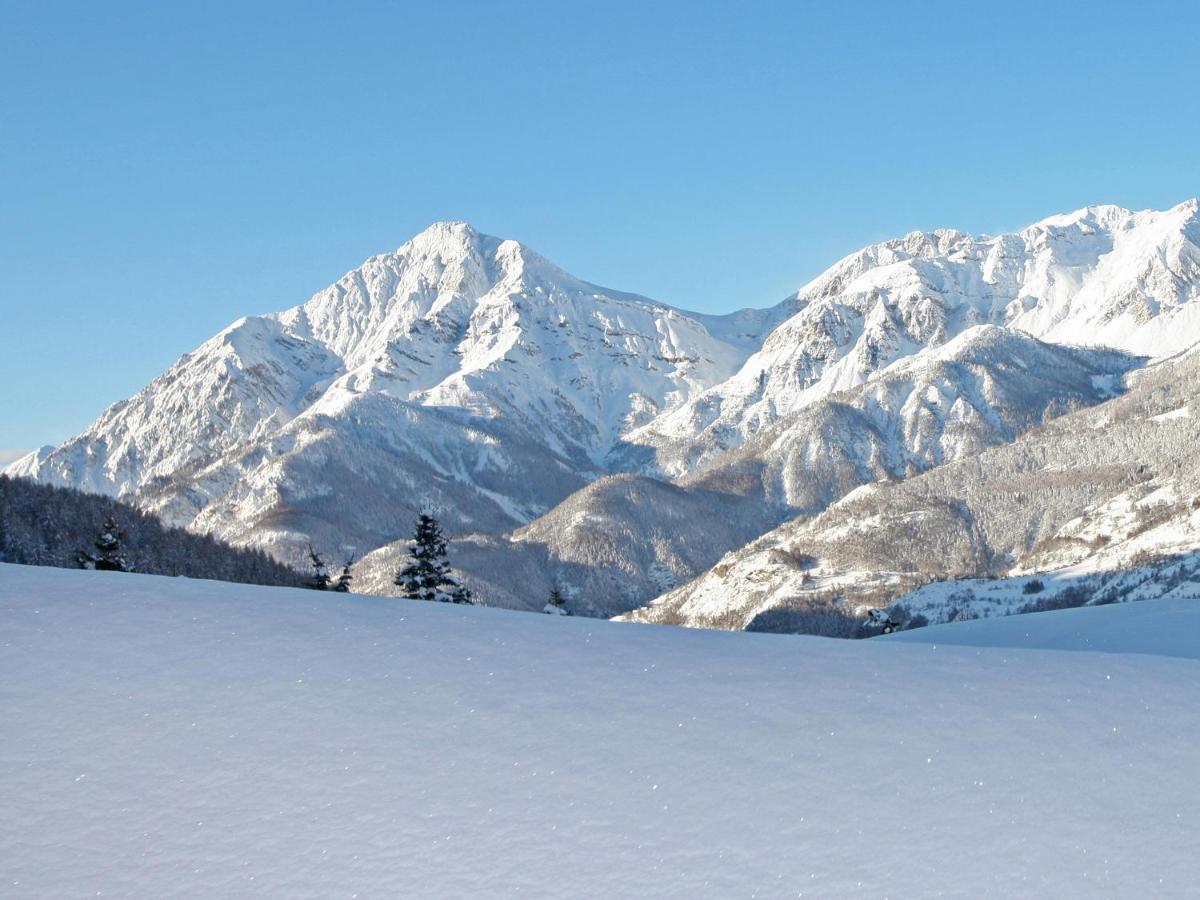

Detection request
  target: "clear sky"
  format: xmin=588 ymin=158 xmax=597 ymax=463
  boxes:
xmin=2 ymin=0 xmax=1198 ymax=455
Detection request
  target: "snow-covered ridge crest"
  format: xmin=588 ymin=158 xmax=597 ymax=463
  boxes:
xmin=621 ymin=198 xmax=1200 ymax=475
xmin=8 ymin=315 xmax=344 ymax=497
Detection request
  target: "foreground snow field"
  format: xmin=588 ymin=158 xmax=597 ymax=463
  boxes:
xmin=2 ymin=564 xmax=1198 ymax=897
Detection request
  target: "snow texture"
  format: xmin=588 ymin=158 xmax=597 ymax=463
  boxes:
xmin=885 ymin=591 xmax=1200 ymax=659
xmin=2 ymin=563 xmax=1199 ymax=897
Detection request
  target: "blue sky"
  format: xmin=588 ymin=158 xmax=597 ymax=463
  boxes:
xmin=1 ymin=0 xmax=1197 ymax=455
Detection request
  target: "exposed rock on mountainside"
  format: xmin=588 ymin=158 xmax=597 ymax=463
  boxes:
xmin=9 ymin=223 xmax=781 ymax=559
xmin=629 ymin=343 xmax=1200 ymax=630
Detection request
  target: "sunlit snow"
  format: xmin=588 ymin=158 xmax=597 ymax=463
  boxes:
xmin=2 ymin=564 xmax=1197 ymax=897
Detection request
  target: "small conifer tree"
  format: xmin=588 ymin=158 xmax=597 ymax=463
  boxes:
xmin=544 ymin=585 xmax=569 ymax=614
xmin=79 ymin=515 xmax=128 ymax=572
xmin=333 ymin=557 xmax=354 ymax=593
xmin=394 ymin=513 xmax=472 ymax=603
xmin=448 ymin=582 xmax=474 ymax=605
xmin=308 ymin=546 xmax=330 ymax=590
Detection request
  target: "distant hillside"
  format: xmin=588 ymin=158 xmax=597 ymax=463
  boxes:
xmin=0 ymin=475 xmax=305 ymax=587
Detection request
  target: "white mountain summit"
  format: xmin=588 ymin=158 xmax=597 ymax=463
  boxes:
xmin=8 ymin=222 xmax=783 ymax=558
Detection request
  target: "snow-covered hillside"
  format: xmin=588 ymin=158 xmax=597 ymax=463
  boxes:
xmin=375 ymin=326 xmax=1138 ymax=617
xmin=2 ymin=563 xmax=1197 ymax=897
xmin=633 ymin=341 xmax=1200 ymax=631
xmin=885 ymin=590 xmax=1200 ymax=658
xmin=884 ymin=552 xmax=1200 ymax=638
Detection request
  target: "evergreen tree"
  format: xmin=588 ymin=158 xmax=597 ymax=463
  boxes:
xmin=308 ymin=546 xmax=330 ymax=590
xmin=79 ymin=515 xmax=128 ymax=572
xmin=394 ymin=513 xmax=472 ymax=603
xmin=544 ymin=584 xmax=569 ymax=615
xmin=333 ymin=557 xmax=354 ymax=593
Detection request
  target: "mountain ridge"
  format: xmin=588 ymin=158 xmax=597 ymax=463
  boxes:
xmin=619 ymin=198 xmax=1200 ymax=477
xmin=9 ymin=201 xmax=1200 ymax=607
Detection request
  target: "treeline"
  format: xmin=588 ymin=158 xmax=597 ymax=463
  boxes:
xmin=0 ymin=475 xmax=306 ymax=587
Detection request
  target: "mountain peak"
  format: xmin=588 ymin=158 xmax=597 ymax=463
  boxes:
xmin=412 ymin=219 xmax=479 ymax=238
xmin=396 ymin=220 xmax=489 ymax=257
xmin=1029 ymin=203 xmax=1133 ymax=231
xmin=16 ymin=198 xmax=1200 ymax=580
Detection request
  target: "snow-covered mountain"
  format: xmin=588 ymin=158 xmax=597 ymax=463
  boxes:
xmin=629 ymin=341 xmax=1200 ymax=631
xmin=620 ymin=199 xmax=1200 ymax=475
xmin=9 ymin=200 xmax=1200 ymax=599
xmin=8 ymin=222 xmax=782 ymax=558
xmin=361 ymin=326 xmax=1137 ymax=616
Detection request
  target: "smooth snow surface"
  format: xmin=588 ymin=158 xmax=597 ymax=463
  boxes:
xmin=3 ymin=564 xmax=1198 ymax=897
xmin=885 ymin=593 xmax=1200 ymax=659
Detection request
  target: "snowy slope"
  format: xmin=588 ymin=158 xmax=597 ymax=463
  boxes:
xmin=377 ymin=327 xmax=1134 ymax=617
xmin=2 ymin=563 xmax=1198 ymax=897
xmin=885 ymin=590 xmax=1200 ymax=659
xmin=678 ymin=326 xmax=1137 ymax=513
xmin=6 ymin=317 xmax=344 ymax=497
xmin=622 ymin=199 xmax=1200 ymax=475
xmin=269 ymin=222 xmax=762 ymax=462
xmin=882 ymin=551 xmax=1200 ymax=638
xmin=633 ymin=341 xmax=1200 ymax=631
xmin=8 ymin=223 xmax=777 ymax=558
